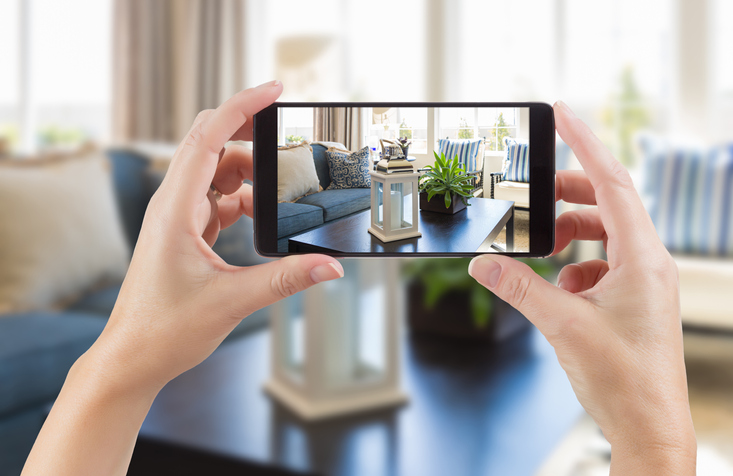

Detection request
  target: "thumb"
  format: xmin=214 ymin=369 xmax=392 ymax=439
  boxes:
xmin=468 ymin=255 xmax=577 ymax=337
xmin=227 ymin=254 xmax=344 ymax=315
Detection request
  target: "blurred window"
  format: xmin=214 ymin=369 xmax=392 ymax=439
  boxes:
xmin=0 ymin=0 xmax=111 ymax=153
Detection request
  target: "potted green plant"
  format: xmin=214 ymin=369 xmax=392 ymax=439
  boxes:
xmin=419 ymin=151 xmax=474 ymax=214
xmin=404 ymin=258 xmax=555 ymax=342
xmin=396 ymin=136 xmax=411 ymax=158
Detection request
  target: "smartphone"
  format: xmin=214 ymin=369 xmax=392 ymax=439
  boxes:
xmin=253 ymin=102 xmax=555 ymax=258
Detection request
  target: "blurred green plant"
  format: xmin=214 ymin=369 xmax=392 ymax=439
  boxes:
xmin=285 ymin=134 xmax=304 ymax=143
xmin=419 ymin=151 xmax=474 ymax=208
xmin=404 ymin=257 xmax=555 ymax=329
xmin=457 ymin=117 xmax=474 ymax=139
xmin=37 ymin=126 xmax=87 ymax=148
xmin=487 ymin=113 xmax=512 ymax=151
xmin=0 ymin=124 xmax=20 ymax=152
xmin=601 ymin=65 xmax=651 ymax=167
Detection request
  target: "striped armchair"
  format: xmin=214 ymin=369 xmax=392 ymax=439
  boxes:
xmin=490 ymin=138 xmax=530 ymax=208
xmin=437 ymin=138 xmax=485 ymax=196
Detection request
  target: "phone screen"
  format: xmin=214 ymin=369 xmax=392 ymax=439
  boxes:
xmin=253 ymin=102 xmax=555 ymax=258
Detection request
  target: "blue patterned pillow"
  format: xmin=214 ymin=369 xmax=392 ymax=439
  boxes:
xmin=502 ymin=137 xmax=529 ymax=183
xmin=325 ymin=146 xmax=372 ymax=190
xmin=641 ymin=137 xmax=733 ymax=256
xmin=437 ymin=138 xmax=482 ymax=172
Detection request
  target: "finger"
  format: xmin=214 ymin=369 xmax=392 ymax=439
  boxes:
xmin=217 ymin=183 xmax=253 ymax=229
xmin=557 ymin=260 xmax=610 ymax=294
xmin=552 ymin=208 xmax=607 ymax=256
xmin=165 ymin=80 xmax=282 ymax=216
xmin=554 ymin=101 xmax=658 ymax=265
xmin=200 ymin=189 xmax=220 ymax=245
xmin=227 ymin=255 xmax=344 ymax=316
xmin=469 ymin=255 xmax=587 ymax=338
xmin=556 ymin=170 xmax=596 ymax=205
xmin=212 ymin=145 xmax=253 ymax=195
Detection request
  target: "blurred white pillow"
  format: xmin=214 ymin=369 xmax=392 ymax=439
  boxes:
xmin=277 ymin=142 xmax=321 ymax=202
xmin=0 ymin=150 xmax=130 ymax=313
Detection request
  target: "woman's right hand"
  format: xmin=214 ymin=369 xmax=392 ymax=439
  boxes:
xmin=469 ymin=101 xmax=696 ymax=475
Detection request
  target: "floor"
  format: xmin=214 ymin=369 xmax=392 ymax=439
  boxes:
xmin=492 ymin=209 xmax=529 ymax=252
xmin=536 ymin=329 xmax=733 ymax=475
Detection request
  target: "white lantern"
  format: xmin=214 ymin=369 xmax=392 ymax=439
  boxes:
xmin=368 ymin=170 xmax=421 ymax=243
xmin=265 ymin=260 xmax=407 ymax=420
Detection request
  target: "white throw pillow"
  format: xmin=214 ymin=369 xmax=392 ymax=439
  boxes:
xmin=0 ymin=150 xmax=130 ymax=313
xmin=277 ymin=142 xmax=321 ymax=202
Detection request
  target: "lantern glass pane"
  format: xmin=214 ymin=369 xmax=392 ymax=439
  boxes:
xmin=282 ymin=293 xmax=304 ymax=380
xmin=390 ymin=182 xmax=412 ymax=229
xmin=373 ymin=181 xmax=384 ymax=228
xmin=322 ymin=261 xmax=386 ymax=389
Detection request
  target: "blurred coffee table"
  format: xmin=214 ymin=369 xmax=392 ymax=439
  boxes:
xmin=288 ymin=197 xmax=515 ymax=254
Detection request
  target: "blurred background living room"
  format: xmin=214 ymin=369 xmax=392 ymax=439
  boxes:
xmin=1 ymin=1 xmax=732 ymax=475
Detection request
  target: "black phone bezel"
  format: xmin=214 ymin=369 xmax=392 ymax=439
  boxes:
xmin=253 ymin=102 xmax=555 ymax=258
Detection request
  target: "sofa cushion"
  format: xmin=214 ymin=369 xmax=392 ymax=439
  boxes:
xmin=107 ymin=149 xmax=155 ymax=249
xmin=325 ymin=147 xmax=372 ymax=190
xmin=0 ymin=151 xmax=130 ymax=313
xmin=311 ymin=141 xmax=346 ymax=190
xmin=277 ymin=142 xmax=321 ymax=202
xmin=502 ymin=137 xmax=530 ymax=183
xmin=0 ymin=313 xmax=106 ymax=417
xmin=640 ymin=138 xmax=733 ymax=256
xmin=66 ymin=284 xmax=121 ymax=317
xmin=296 ymin=188 xmax=371 ymax=222
xmin=277 ymin=202 xmax=324 ymax=239
xmin=438 ymin=138 xmax=483 ymax=172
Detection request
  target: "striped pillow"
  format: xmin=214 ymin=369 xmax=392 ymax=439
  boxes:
xmin=641 ymin=138 xmax=733 ymax=256
xmin=437 ymin=138 xmax=482 ymax=172
xmin=502 ymin=138 xmax=529 ymax=183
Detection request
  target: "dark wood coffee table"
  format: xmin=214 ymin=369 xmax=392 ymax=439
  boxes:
xmin=289 ymin=197 xmax=515 ymax=254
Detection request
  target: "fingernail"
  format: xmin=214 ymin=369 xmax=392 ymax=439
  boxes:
xmin=257 ymin=79 xmax=281 ymax=88
xmin=555 ymin=100 xmax=575 ymax=118
xmin=557 ymin=280 xmax=568 ymax=291
xmin=310 ymin=262 xmax=344 ymax=283
xmin=469 ymin=256 xmax=502 ymax=288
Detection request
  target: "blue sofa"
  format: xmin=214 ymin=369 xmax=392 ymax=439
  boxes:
xmin=277 ymin=143 xmax=372 ymax=252
xmin=0 ymin=149 xmax=268 ymax=475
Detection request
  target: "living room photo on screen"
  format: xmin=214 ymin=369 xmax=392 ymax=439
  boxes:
xmin=275 ymin=106 xmax=530 ymax=254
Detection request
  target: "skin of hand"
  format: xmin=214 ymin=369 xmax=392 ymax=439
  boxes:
xmin=22 ymin=81 xmax=344 ymax=476
xmin=469 ymin=101 xmax=696 ymax=475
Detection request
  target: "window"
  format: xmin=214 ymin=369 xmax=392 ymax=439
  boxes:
xmin=279 ymin=107 xmax=314 ymax=145
xmin=438 ymin=107 xmax=520 ymax=153
xmin=368 ymin=108 xmax=428 ymax=154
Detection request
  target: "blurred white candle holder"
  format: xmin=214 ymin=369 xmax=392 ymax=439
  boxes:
xmin=265 ymin=260 xmax=407 ymax=420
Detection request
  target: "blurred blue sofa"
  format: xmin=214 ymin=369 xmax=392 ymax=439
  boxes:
xmin=0 ymin=148 xmax=268 ymax=475
xmin=277 ymin=143 xmax=371 ymax=252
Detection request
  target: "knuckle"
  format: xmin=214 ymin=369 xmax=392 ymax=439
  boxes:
xmin=502 ymin=274 xmax=533 ymax=310
xmin=271 ymin=270 xmax=302 ymax=298
xmin=608 ymin=160 xmax=634 ymax=189
xmin=185 ymin=121 xmax=205 ymax=149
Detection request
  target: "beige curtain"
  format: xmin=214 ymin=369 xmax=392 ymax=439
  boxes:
xmin=112 ymin=0 xmax=245 ymax=142
xmin=313 ymin=107 xmax=363 ymax=151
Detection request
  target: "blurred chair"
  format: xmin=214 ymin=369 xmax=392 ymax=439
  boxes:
xmin=639 ymin=137 xmax=733 ymax=330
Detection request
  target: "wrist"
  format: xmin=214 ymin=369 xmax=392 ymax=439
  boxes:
xmin=606 ymin=407 xmax=696 ymax=475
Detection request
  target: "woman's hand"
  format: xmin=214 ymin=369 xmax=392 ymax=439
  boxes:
xmin=22 ymin=81 xmax=343 ymax=476
xmin=469 ymin=102 xmax=696 ymax=475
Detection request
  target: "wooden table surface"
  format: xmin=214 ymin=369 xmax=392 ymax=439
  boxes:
xmin=289 ymin=197 xmax=515 ymax=254
xmin=140 ymin=319 xmax=582 ymax=476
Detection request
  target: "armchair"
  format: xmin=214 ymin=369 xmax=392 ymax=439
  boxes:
xmin=437 ymin=138 xmax=485 ymax=197
xmin=490 ymin=172 xmax=529 ymax=208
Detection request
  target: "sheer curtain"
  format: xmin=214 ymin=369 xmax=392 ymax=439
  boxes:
xmin=313 ymin=107 xmax=364 ymax=151
xmin=112 ymin=0 xmax=245 ymax=142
